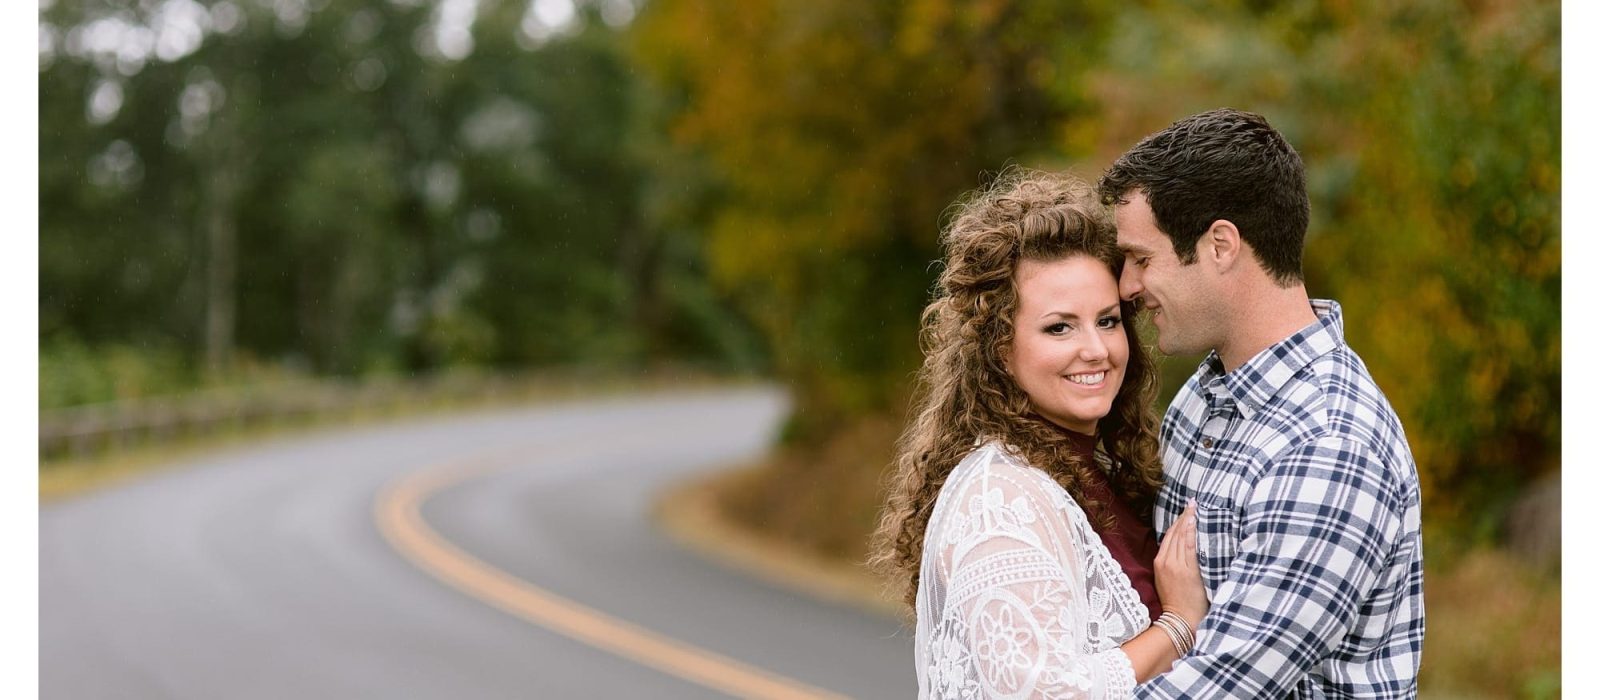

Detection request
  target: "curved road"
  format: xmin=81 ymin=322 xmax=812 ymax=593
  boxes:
xmin=41 ymin=386 xmax=914 ymax=699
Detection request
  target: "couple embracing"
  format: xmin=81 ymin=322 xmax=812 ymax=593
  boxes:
xmin=872 ymin=109 xmax=1425 ymax=699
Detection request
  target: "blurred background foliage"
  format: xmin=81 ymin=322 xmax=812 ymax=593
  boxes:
xmin=632 ymin=0 xmax=1561 ymax=563
xmin=41 ymin=0 xmax=1559 ymax=694
xmin=40 ymin=0 xmax=768 ymax=412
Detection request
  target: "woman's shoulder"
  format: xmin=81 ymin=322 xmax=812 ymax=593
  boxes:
xmin=928 ymin=440 xmax=1093 ymax=564
xmin=948 ymin=439 xmax=1023 ymax=476
xmin=944 ymin=439 xmax=1066 ymax=502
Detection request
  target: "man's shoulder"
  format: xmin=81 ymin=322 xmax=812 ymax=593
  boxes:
xmin=1275 ymin=345 xmax=1416 ymax=474
xmin=1298 ymin=345 xmax=1402 ymax=427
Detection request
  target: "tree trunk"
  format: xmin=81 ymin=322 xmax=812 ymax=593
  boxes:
xmin=202 ymin=101 xmax=242 ymax=378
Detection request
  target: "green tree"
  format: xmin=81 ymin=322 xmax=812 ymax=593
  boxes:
xmin=40 ymin=0 xmax=754 ymax=403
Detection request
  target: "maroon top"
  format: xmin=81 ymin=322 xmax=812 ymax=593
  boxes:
xmin=1059 ymin=427 xmax=1163 ymax=623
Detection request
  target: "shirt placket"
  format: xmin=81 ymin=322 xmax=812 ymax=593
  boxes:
xmin=1195 ymin=378 xmax=1241 ymax=502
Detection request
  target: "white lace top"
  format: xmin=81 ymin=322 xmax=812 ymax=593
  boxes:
xmin=915 ymin=442 xmax=1149 ymax=699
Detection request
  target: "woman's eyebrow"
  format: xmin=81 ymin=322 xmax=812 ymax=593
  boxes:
xmin=1039 ymin=303 xmax=1119 ymax=321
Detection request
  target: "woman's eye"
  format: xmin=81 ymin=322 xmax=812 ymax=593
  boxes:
xmin=1098 ymin=316 xmax=1123 ymax=329
xmin=1045 ymin=322 xmax=1071 ymax=335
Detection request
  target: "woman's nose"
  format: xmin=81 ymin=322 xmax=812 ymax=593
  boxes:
xmin=1080 ymin=329 xmax=1108 ymax=361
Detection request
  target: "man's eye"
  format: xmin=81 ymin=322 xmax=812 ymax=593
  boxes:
xmin=1137 ymin=257 xmax=1152 ymax=268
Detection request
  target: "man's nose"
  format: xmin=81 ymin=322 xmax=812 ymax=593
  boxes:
xmin=1119 ymin=268 xmax=1143 ymax=302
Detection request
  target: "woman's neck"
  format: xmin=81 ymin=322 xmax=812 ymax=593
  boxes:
xmin=1044 ymin=420 xmax=1098 ymax=458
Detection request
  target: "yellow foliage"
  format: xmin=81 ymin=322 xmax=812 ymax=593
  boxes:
xmin=638 ymin=0 xmax=1558 ymax=535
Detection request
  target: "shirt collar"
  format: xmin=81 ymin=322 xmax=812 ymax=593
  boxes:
xmin=1195 ymin=299 xmax=1345 ymax=420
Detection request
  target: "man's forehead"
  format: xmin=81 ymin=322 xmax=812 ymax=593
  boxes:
xmin=1116 ymin=230 xmax=1156 ymax=254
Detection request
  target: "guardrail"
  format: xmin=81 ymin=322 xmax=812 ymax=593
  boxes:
xmin=39 ymin=369 xmax=726 ymax=462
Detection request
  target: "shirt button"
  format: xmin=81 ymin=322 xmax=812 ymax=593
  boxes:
xmin=1202 ymin=438 xmax=1215 ymax=449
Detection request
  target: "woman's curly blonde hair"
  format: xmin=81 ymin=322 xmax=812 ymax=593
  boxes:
xmin=869 ymin=168 xmax=1164 ymax=608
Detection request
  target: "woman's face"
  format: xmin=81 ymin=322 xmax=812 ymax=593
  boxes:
xmin=1007 ymin=255 xmax=1129 ymax=435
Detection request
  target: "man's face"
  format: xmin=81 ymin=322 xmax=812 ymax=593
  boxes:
xmin=1114 ymin=190 xmax=1219 ymax=356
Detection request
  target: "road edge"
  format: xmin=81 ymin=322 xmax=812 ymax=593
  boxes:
xmin=40 ymin=375 xmax=757 ymax=504
xmin=653 ymin=463 xmax=910 ymax=622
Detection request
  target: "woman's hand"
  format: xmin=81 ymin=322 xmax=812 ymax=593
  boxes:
xmin=1155 ymin=499 xmax=1208 ymax=630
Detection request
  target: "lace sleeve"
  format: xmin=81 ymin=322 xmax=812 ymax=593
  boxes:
xmin=921 ymin=449 xmax=1136 ymax=699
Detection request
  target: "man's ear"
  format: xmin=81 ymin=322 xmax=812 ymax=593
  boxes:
xmin=1204 ymin=219 xmax=1243 ymax=272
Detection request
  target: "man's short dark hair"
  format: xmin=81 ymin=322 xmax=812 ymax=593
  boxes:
xmin=1097 ymin=108 xmax=1310 ymax=286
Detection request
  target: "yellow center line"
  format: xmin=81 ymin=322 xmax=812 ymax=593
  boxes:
xmin=373 ymin=449 xmax=849 ymax=700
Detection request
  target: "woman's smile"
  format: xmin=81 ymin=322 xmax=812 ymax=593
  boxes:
xmin=1065 ymin=371 xmax=1107 ymax=387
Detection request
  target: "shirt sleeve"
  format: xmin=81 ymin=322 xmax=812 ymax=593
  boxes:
xmin=931 ymin=453 xmax=1136 ymax=699
xmin=1135 ymin=437 xmax=1405 ymax=699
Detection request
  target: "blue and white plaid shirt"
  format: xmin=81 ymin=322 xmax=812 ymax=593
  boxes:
xmin=1136 ymin=299 xmax=1425 ymax=699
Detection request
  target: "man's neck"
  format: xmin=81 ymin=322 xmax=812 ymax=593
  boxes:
xmin=1216 ymin=282 xmax=1318 ymax=373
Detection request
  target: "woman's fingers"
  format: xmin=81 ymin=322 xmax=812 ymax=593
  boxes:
xmin=1162 ymin=498 xmax=1209 ymax=627
xmin=1156 ymin=500 xmax=1199 ymax=593
xmin=1183 ymin=499 xmax=1198 ymax=555
xmin=1159 ymin=500 xmax=1197 ymax=564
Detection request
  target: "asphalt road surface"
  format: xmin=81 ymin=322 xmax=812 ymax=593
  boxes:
xmin=41 ymin=386 xmax=915 ymax=699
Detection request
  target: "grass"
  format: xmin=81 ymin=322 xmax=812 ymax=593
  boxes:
xmin=1416 ymin=548 xmax=1560 ymax=698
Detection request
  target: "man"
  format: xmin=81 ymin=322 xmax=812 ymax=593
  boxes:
xmin=1099 ymin=109 xmax=1424 ymax=698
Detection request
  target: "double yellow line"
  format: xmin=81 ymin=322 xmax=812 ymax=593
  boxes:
xmin=374 ymin=449 xmax=847 ymax=700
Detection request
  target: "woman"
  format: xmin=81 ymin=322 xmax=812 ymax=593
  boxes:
xmin=870 ymin=170 xmax=1207 ymax=698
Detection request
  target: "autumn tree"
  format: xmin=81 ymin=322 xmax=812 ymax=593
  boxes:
xmin=632 ymin=0 xmax=1115 ymax=554
xmin=1083 ymin=0 xmax=1561 ymax=541
xmin=632 ymin=0 xmax=1559 ymax=558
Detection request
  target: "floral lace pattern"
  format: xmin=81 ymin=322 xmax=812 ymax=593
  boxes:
xmin=916 ymin=443 xmax=1147 ymax=699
